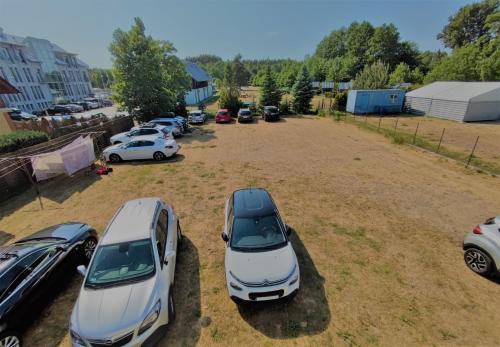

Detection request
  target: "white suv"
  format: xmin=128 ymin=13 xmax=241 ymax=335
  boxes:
xmin=109 ymin=126 xmax=172 ymax=145
xmin=70 ymin=198 xmax=181 ymax=347
xmin=222 ymin=188 xmax=300 ymax=303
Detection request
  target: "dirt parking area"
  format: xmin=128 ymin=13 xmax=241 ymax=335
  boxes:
xmin=1 ymin=116 xmax=500 ymax=346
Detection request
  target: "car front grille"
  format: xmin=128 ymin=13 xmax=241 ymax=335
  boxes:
xmin=249 ymin=289 xmax=284 ymax=300
xmin=230 ymin=265 xmax=296 ymax=288
xmin=88 ymin=331 xmax=134 ymax=347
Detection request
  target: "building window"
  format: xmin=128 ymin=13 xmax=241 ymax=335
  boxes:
xmin=0 ymin=67 xmax=5 ymax=79
xmin=389 ymin=94 xmax=398 ymax=104
xmin=9 ymin=67 xmax=18 ymax=82
xmin=37 ymin=69 xmax=43 ymax=82
xmin=14 ymin=67 xmax=23 ymax=82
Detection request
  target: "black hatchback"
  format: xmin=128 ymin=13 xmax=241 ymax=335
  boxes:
xmin=0 ymin=223 xmax=98 ymax=347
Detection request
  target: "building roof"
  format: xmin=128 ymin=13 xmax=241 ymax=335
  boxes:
xmin=406 ymin=81 xmax=500 ymax=102
xmin=185 ymin=62 xmax=211 ymax=82
xmin=0 ymin=77 xmax=19 ymax=94
xmin=0 ymin=29 xmax=25 ymax=47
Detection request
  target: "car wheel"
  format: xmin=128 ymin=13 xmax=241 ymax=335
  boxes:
xmin=82 ymin=237 xmax=97 ymax=261
xmin=153 ymin=151 xmax=166 ymax=161
xmin=0 ymin=332 xmax=22 ymax=347
xmin=464 ymin=248 xmax=493 ymax=275
xmin=109 ymin=154 xmax=121 ymax=163
xmin=168 ymin=288 xmax=176 ymax=323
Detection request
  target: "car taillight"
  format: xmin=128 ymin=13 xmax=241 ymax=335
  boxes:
xmin=473 ymin=226 xmax=482 ymax=234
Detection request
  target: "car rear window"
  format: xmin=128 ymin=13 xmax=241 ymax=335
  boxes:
xmin=218 ymin=111 xmax=228 ymax=116
xmin=240 ymin=111 xmax=251 ymax=115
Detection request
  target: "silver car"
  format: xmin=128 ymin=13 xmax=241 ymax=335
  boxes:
xmin=463 ymin=216 xmax=500 ymax=276
xmin=70 ymin=198 xmax=181 ymax=347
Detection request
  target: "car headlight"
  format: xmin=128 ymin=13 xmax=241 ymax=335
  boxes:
xmin=138 ymin=300 xmax=161 ymax=335
xmin=70 ymin=328 xmax=86 ymax=346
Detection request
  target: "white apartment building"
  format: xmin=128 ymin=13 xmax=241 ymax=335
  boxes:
xmin=0 ymin=27 xmax=92 ymax=113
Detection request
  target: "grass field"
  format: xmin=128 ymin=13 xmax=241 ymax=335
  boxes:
xmin=1 ymin=115 xmax=500 ymax=346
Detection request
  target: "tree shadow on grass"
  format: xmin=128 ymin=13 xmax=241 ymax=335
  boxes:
xmin=237 ymin=229 xmax=330 ymax=339
xmin=158 ymin=236 xmax=201 ymax=346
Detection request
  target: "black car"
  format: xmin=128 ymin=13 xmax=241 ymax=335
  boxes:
xmin=0 ymin=223 xmax=98 ymax=347
xmin=262 ymin=106 xmax=280 ymax=122
xmin=238 ymin=108 xmax=253 ymax=123
xmin=46 ymin=105 xmax=73 ymax=115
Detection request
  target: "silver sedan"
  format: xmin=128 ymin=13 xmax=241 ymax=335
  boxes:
xmin=463 ymin=216 xmax=500 ymax=276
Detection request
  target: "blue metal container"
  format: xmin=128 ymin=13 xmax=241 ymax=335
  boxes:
xmin=346 ymin=89 xmax=406 ymax=114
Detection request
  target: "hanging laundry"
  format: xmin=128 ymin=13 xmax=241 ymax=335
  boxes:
xmin=31 ymin=135 xmax=96 ymax=181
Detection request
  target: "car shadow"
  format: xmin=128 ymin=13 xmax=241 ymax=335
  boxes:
xmin=237 ymin=229 xmax=330 ymax=339
xmin=158 ymin=236 xmax=201 ymax=346
xmin=176 ymin=127 xmax=217 ymax=145
xmin=109 ymin=154 xmax=186 ymax=166
xmin=22 ymin=273 xmax=83 ymax=346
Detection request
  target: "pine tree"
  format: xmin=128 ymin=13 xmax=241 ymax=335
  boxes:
xmin=259 ymin=66 xmax=282 ymax=107
xmin=291 ymin=65 xmax=314 ymax=114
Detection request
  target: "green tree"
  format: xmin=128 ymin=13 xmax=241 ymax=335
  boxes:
xmin=232 ymin=54 xmax=251 ymax=87
xmin=389 ymin=63 xmax=424 ymax=85
xmin=291 ymin=65 xmax=314 ymax=114
xmin=424 ymin=44 xmax=482 ymax=82
xmin=418 ymin=50 xmax=448 ymax=74
xmin=89 ymin=68 xmax=114 ymax=89
xmin=315 ymin=28 xmax=348 ymax=60
xmin=218 ymin=64 xmax=240 ymax=116
xmin=353 ymin=61 xmax=389 ymax=89
xmin=259 ymin=65 xmax=282 ymax=107
xmin=368 ymin=24 xmax=401 ymax=68
xmin=109 ymin=18 xmax=190 ymax=122
xmin=437 ymin=0 xmax=499 ymax=49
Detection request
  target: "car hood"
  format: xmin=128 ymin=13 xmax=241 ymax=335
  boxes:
xmin=226 ymin=243 xmax=296 ymax=283
xmin=110 ymin=132 xmax=128 ymax=140
xmin=72 ymin=277 xmax=157 ymax=338
xmin=103 ymin=143 xmax=124 ymax=153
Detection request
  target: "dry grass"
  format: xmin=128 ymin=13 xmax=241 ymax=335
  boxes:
xmin=1 ymin=116 xmax=500 ymax=346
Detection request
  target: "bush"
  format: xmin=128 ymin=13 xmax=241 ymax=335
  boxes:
xmin=0 ymin=130 xmax=49 ymax=154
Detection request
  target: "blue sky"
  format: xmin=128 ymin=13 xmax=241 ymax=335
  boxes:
xmin=0 ymin=0 xmax=471 ymax=68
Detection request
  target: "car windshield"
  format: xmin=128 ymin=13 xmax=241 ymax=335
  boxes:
xmin=218 ymin=111 xmax=227 ymax=116
xmin=266 ymin=107 xmax=278 ymax=112
xmin=230 ymin=215 xmax=287 ymax=251
xmin=85 ymin=239 xmax=155 ymax=288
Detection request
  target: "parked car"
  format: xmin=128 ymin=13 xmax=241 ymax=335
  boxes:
xmin=103 ymin=136 xmax=179 ymax=162
xmin=8 ymin=108 xmax=37 ymax=121
xmin=83 ymin=98 xmax=100 ymax=109
xmin=110 ymin=126 xmax=172 ymax=145
xmin=0 ymin=223 xmax=98 ymax=347
xmin=75 ymin=101 xmax=91 ymax=111
xmin=262 ymin=106 xmax=280 ymax=121
xmin=70 ymin=198 xmax=181 ymax=347
xmin=221 ymin=188 xmax=300 ymax=303
xmin=100 ymin=99 xmax=113 ymax=107
xmin=188 ymin=110 xmax=207 ymax=125
xmin=66 ymin=104 xmax=84 ymax=113
xmin=154 ymin=113 xmax=188 ymax=133
xmin=47 ymin=105 xmax=73 ymax=115
xmin=146 ymin=118 xmax=183 ymax=136
xmin=463 ymin=216 xmax=500 ymax=276
xmin=216 ymin=109 xmax=231 ymax=123
xmin=237 ymin=108 xmax=253 ymax=123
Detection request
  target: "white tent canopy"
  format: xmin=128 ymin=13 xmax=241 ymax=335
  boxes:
xmin=405 ymin=82 xmax=500 ymax=122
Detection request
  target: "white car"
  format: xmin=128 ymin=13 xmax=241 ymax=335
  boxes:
xmin=222 ymin=188 xmax=300 ymax=303
xmin=66 ymin=104 xmax=85 ymax=112
xmin=110 ymin=126 xmax=172 ymax=145
xmin=70 ymin=198 xmax=181 ymax=347
xmin=463 ymin=216 xmax=500 ymax=276
xmin=103 ymin=136 xmax=179 ymax=162
xmin=188 ymin=111 xmax=207 ymax=125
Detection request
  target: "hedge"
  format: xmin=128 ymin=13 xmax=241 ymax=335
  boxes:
xmin=0 ymin=130 xmax=49 ymax=154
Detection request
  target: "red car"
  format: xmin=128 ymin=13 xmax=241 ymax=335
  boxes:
xmin=215 ymin=109 xmax=231 ymax=123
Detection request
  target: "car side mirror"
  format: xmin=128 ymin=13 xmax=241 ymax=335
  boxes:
xmin=77 ymin=265 xmax=87 ymax=277
xmin=221 ymin=232 xmax=229 ymax=242
xmin=286 ymin=225 xmax=292 ymax=236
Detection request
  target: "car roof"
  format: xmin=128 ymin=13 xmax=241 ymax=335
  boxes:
xmin=264 ymin=106 xmax=277 ymax=109
xmin=232 ymin=188 xmax=277 ymax=218
xmin=101 ymin=198 xmax=161 ymax=245
xmin=190 ymin=110 xmax=202 ymax=114
xmin=151 ymin=118 xmax=176 ymax=122
xmin=239 ymin=108 xmax=251 ymax=112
